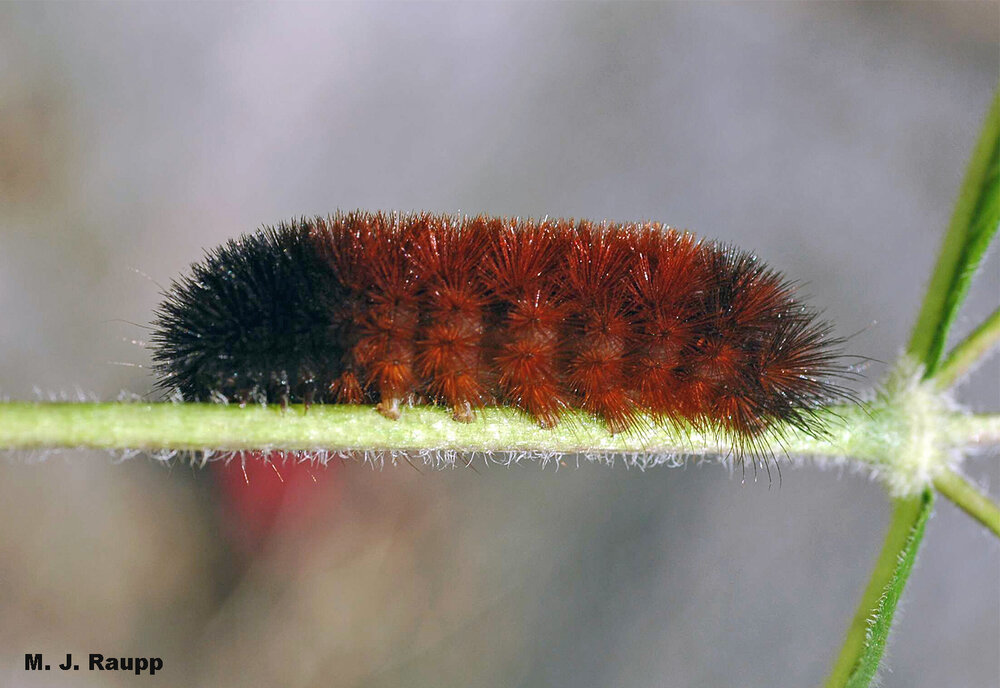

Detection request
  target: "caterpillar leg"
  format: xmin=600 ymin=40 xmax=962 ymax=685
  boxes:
xmin=370 ymin=351 xmax=417 ymax=421
xmin=451 ymin=399 xmax=475 ymax=423
xmin=376 ymin=396 xmax=402 ymax=420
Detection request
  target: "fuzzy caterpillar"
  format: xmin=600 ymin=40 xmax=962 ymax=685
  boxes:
xmin=151 ymin=210 xmax=850 ymax=456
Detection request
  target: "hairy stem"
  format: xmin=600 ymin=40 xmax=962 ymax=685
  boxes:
xmin=944 ymin=412 xmax=1000 ymax=449
xmin=824 ymin=492 xmax=933 ymax=688
xmin=907 ymin=88 xmax=1000 ymax=375
xmin=933 ymin=467 xmax=1000 ymax=537
xmin=0 ymin=401 xmax=995 ymax=463
xmin=933 ymin=306 xmax=1000 ymax=391
xmin=0 ymin=401 xmax=848 ymax=455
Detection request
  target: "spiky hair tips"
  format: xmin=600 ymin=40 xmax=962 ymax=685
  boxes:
xmin=150 ymin=211 xmax=851 ymax=459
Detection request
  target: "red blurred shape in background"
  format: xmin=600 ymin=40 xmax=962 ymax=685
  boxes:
xmin=212 ymin=452 xmax=340 ymax=555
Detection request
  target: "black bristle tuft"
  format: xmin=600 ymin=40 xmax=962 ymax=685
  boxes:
xmin=150 ymin=221 xmax=348 ymax=404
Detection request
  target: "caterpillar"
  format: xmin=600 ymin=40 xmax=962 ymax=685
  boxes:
xmin=150 ymin=211 xmax=850 ymax=455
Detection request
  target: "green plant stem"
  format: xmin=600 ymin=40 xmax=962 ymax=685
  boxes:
xmin=824 ymin=492 xmax=933 ymax=688
xmin=0 ymin=401 xmax=850 ymax=456
xmin=947 ymin=412 xmax=1000 ymax=447
xmin=933 ymin=466 xmax=1000 ymax=537
xmin=0 ymin=401 xmax=996 ymax=461
xmin=933 ymin=306 xmax=1000 ymax=391
xmin=907 ymin=88 xmax=1000 ymax=375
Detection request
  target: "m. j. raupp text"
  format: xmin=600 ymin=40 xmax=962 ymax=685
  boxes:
xmin=25 ymin=653 xmax=163 ymax=675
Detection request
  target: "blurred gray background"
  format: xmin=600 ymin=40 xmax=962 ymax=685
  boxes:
xmin=1 ymin=2 xmax=998 ymax=687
